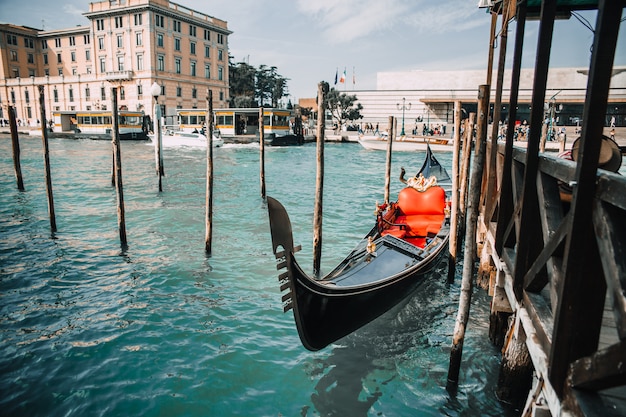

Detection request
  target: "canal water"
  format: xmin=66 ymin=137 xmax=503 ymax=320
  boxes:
xmin=1 ymin=135 xmax=517 ymax=416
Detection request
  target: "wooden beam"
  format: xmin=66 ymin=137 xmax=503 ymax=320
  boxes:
xmin=551 ymin=0 xmax=623 ymax=396
xmin=569 ymin=340 xmax=626 ymax=391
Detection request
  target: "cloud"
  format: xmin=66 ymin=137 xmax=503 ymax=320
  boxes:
xmin=296 ymin=0 xmax=413 ymax=43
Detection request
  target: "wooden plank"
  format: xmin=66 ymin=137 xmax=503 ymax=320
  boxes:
xmin=593 ymin=199 xmax=626 ymax=339
xmin=569 ymin=340 xmax=626 ymax=391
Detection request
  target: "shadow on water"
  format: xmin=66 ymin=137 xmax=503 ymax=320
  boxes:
xmin=304 ymin=260 xmax=518 ymax=417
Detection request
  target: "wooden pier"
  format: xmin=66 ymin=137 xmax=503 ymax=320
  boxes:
xmin=461 ymin=1 xmax=626 ymax=415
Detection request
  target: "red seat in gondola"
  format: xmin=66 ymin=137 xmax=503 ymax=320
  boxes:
xmin=381 ymin=186 xmax=446 ymax=247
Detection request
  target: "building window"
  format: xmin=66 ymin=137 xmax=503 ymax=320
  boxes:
xmin=53 ymin=89 xmax=59 ymax=102
xmin=189 ymin=25 xmax=196 ymax=37
xmin=69 ymin=87 xmax=74 ymax=102
xmin=24 ymin=37 xmax=34 ymax=48
xmin=72 ymin=68 xmax=77 ymax=75
xmin=100 ymin=57 xmax=106 ymax=72
xmin=85 ymin=86 xmax=90 ymax=99
xmin=25 ymin=90 xmax=30 ymax=103
xmin=58 ymin=68 xmax=63 ymax=76
xmin=96 ymin=19 xmax=104 ymax=30
xmin=7 ymin=34 xmax=17 ymax=45
xmin=155 ymin=14 xmax=164 ymax=28
xmin=115 ymin=16 xmax=123 ymax=28
xmin=120 ymin=86 xmax=125 ymax=100
xmin=204 ymin=45 xmax=210 ymax=58
xmin=157 ymin=55 xmax=164 ymax=71
xmin=10 ymin=50 xmax=17 ymax=61
xmin=84 ymin=34 xmax=90 ymax=44
xmin=55 ymin=38 xmax=61 ymax=47
xmin=190 ymin=42 xmax=196 ymax=55
xmin=86 ymin=49 xmax=91 ymax=61
xmin=57 ymin=53 xmax=62 ymax=64
xmin=11 ymin=90 xmax=16 ymax=103
xmin=157 ymin=33 xmax=163 ymax=47
xmin=136 ymin=54 xmax=143 ymax=70
xmin=117 ymin=35 xmax=123 ymax=48
xmin=205 ymin=64 xmax=210 ymax=79
xmin=69 ymin=36 xmax=75 ymax=46
xmin=86 ymin=67 xmax=91 ymax=74
xmin=27 ymin=107 xmax=32 ymax=118
xmin=43 ymin=53 xmax=48 ymax=65
xmin=12 ymin=68 xmax=19 ymax=78
xmin=190 ymin=61 xmax=196 ymax=77
xmin=192 ymin=88 xmax=197 ymax=99
xmin=135 ymin=32 xmax=142 ymax=46
xmin=98 ymin=37 xmax=104 ymax=50
xmin=44 ymin=69 xmax=50 ymax=76
xmin=28 ymin=53 xmax=34 ymax=64
xmin=101 ymin=87 xmax=106 ymax=100
xmin=134 ymin=13 xmax=142 ymax=25
xmin=175 ymin=58 xmax=181 ymax=74
xmin=137 ymin=84 xmax=142 ymax=96
xmin=28 ymin=69 xmax=35 ymax=77
xmin=218 ymin=66 xmax=223 ymax=81
xmin=204 ymin=29 xmax=210 ymax=40
xmin=160 ymin=85 xmax=165 ymax=96
xmin=117 ymin=56 xmax=124 ymax=71
xmin=174 ymin=38 xmax=180 ymax=51
xmin=218 ymin=49 xmax=223 ymax=61
xmin=41 ymin=39 xmax=48 ymax=49
xmin=173 ymin=20 xmax=181 ymax=32
xmin=217 ymin=33 xmax=224 ymax=44
xmin=176 ymin=86 xmax=182 ymax=97
xmin=71 ymin=51 xmax=76 ymax=62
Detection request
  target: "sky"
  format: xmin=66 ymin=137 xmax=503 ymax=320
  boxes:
xmin=1 ymin=0 xmax=625 ymax=101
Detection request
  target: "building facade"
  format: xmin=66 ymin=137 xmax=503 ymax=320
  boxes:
xmin=0 ymin=0 xmax=231 ymax=127
xmin=325 ymin=67 xmax=626 ymax=132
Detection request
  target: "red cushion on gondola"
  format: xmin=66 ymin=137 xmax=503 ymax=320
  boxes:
xmin=397 ymin=186 xmax=446 ymax=216
xmin=404 ymin=214 xmax=445 ymax=237
xmin=381 ymin=227 xmax=407 ymax=239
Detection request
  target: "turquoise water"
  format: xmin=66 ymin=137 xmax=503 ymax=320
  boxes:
xmin=1 ymin=136 xmax=515 ymax=416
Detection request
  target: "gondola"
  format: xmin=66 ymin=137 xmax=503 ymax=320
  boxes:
xmin=267 ymin=146 xmax=451 ymax=351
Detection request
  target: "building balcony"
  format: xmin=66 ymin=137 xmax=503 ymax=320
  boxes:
xmin=101 ymin=71 xmax=134 ymax=82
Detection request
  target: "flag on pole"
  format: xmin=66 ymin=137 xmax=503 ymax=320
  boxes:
xmin=339 ymin=68 xmax=346 ymax=83
xmin=334 ymin=68 xmax=338 ymax=85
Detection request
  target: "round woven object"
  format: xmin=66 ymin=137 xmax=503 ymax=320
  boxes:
xmin=571 ymin=135 xmax=622 ymax=172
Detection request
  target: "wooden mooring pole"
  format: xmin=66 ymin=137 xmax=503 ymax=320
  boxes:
xmin=313 ymin=82 xmax=329 ymax=277
xmin=447 ymin=101 xmax=462 ymax=283
xmin=152 ymin=86 xmax=164 ymax=192
xmin=456 ymin=112 xmax=475 ymax=251
xmin=447 ymin=84 xmax=490 ymax=389
xmin=205 ymin=89 xmax=214 ymax=254
xmin=8 ymin=105 xmax=25 ymax=191
xmin=111 ymin=87 xmax=127 ymax=246
xmin=37 ymin=85 xmax=57 ymax=233
xmin=259 ymin=107 xmax=266 ymax=199
xmin=383 ymin=116 xmax=395 ymax=204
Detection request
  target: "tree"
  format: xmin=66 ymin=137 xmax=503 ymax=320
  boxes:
xmin=229 ymin=59 xmax=290 ymax=107
xmin=324 ymin=88 xmax=363 ymax=129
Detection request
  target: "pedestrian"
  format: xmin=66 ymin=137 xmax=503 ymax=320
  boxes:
xmin=610 ymin=128 xmax=615 ymax=140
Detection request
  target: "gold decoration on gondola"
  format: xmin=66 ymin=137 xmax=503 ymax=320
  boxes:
xmin=406 ymin=173 xmax=438 ymax=192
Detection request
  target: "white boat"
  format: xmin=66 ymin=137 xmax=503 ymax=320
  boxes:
xmin=358 ymin=135 xmax=453 ymax=152
xmin=149 ymin=130 xmax=224 ymax=148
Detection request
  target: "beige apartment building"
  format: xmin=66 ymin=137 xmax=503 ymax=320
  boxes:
xmin=0 ymin=0 xmax=231 ymax=126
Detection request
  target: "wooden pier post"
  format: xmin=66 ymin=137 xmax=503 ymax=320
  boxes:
xmin=151 ymin=83 xmax=164 ymax=192
xmin=8 ymin=106 xmax=24 ymax=191
xmin=313 ymin=82 xmax=329 ymax=277
xmin=448 ymin=101 xmax=462 ymax=283
xmin=205 ymin=89 xmax=214 ymax=254
xmin=37 ymin=86 xmax=57 ymax=233
xmin=447 ymin=85 xmax=490 ymax=388
xmin=111 ymin=87 xmax=127 ymax=246
xmin=384 ymin=116 xmax=395 ymax=204
xmin=259 ymin=107 xmax=266 ymax=199
xmin=457 ymin=112 xmax=475 ymax=251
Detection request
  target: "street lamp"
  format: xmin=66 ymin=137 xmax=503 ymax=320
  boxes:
xmin=150 ymin=82 xmax=164 ymax=191
xmin=396 ymin=97 xmax=411 ymax=136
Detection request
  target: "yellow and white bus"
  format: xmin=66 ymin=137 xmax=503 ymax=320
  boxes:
xmin=175 ymin=107 xmax=292 ymax=137
xmin=52 ymin=110 xmax=148 ymax=140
